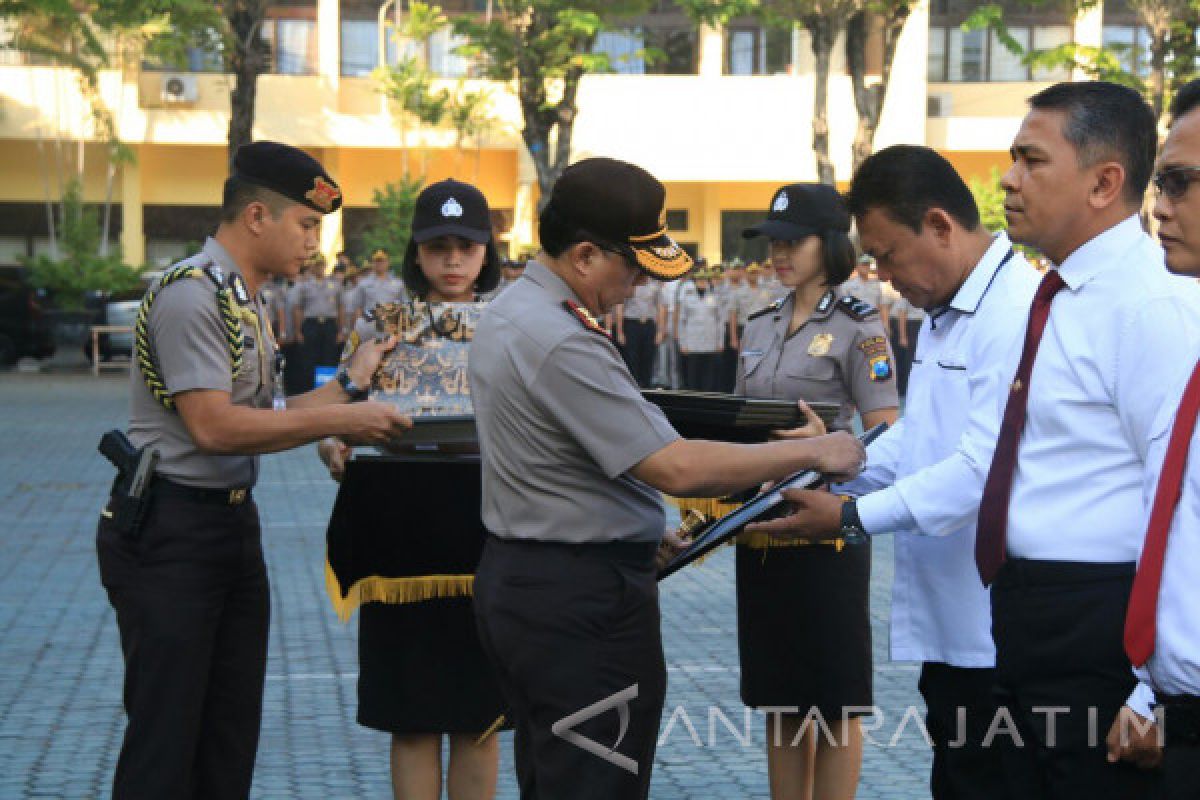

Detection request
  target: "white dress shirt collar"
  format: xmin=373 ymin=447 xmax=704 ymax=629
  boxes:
xmin=1055 ymin=214 xmax=1144 ymax=291
xmin=949 ymin=233 xmax=1015 ymax=315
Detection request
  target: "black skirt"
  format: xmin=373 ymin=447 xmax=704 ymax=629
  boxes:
xmin=357 ymin=596 xmax=508 ymax=735
xmin=735 ymin=540 xmax=873 ymax=719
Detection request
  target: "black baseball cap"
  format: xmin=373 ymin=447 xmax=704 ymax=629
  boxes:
xmin=412 ymin=179 xmax=493 ymax=244
xmin=232 ymin=141 xmax=343 ymax=214
xmin=742 ymin=183 xmax=850 ymax=241
xmin=542 ymin=157 xmax=694 ymax=281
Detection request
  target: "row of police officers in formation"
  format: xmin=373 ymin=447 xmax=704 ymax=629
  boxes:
xmin=95 ymin=76 xmax=1200 ymax=800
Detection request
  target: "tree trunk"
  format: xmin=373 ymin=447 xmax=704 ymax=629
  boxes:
xmin=806 ymin=16 xmax=837 ymax=186
xmin=846 ymin=4 xmax=912 ymax=172
xmin=226 ymin=1 xmax=268 ymax=168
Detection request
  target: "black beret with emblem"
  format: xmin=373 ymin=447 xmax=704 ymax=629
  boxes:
xmin=233 ymin=140 xmax=343 ymax=214
xmin=541 ymin=157 xmax=694 ymax=281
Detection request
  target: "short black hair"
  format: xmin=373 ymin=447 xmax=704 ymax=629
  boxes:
xmin=846 ymin=145 xmax=981 ymax=233
xmin=401 ymin=236 xmax=500 ymax=298
xmin=1171 ymin=78 xmax=1200 ymax=124
xmin=220 ymin=175 xmax=293 ymax=222
xmin=819 ymin=230 xmax=856 ymax=286
xmin=1028 ymin=81 xmax=1156 ymax=205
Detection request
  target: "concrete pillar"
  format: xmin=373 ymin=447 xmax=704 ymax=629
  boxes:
xmin=320 ymin=147 xmax=344 ymax=261
xmin=316 ymin=0 xmax=341 ymax=88
xmin=698 ymin=24 xmax=724 ymax=77
xmin=701 ymin=183 xmax=722 ymax=264
xmin=120 ymin=148 xmax=145 ymax=266
xmin=1073 ymin=3 xmax=1104 ymax=82
xmin=510 ymin=146 xmax=538 ymax=256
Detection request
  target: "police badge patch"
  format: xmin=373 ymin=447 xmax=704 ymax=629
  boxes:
xmin=856 ymin=335 xmax=893 ymax=382
xmin=808 ymin=333 xmax=834 ymax=357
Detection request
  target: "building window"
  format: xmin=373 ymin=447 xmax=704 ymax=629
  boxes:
xmin=262 ymin=16 xmax=317 ymax=75
xmin=721 ymin=211 xmax=768 ymax=264
xmin=928 ymin=0 xmax=1073 ymax=82
xmin=725 ymin=25 xmax=792 ymax=75
xmin=666 ymin=210 xmax=689 ymax=232
xmin=1102 ymin=24 xmax=1153 ymax=78
xmin=594 ymin=29 xmax=648 ymax=74
xmin=342 ymin=18 xmax=471 ymax=77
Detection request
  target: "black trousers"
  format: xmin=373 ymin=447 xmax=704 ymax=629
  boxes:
xmin=473 ymin=536 xmax=667 ymax=800
xmin=893 ymin=318 xmax=922 ymax=396
xmin=299 ymin=317 xmax=340 ymax=390
xmin=682 ymin=352 xmax=721 ymax=392
xmin=720 ymin=325 xmax=742 ymax=394
xmin=620 ymin=319 xmax=657 ymax=388
xmin=1162 ymin=695 xmax=1200 ymax=800
xmin=918 ymin=663 xmax=1009 ymax=800
xmin=990 ymin=558 xmax=1161 ymax=799
xmin=96 ymin=486 xmax=269 ymax=800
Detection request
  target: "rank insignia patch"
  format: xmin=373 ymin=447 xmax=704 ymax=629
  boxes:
xmin=305 ymin=176 xmax=341 ymax=212
xmin=564 ymin=300 xmax=611 ymax=339
xmin=230 ymin=273 xmax=250 ymax=306
xmin=808 ymin=333 xmax=834 ymax=357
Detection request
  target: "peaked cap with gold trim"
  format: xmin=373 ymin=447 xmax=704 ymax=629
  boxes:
xmin=232 ymin=140 xmax=343 ymax=214
xmin=544 ymin=157 xmax=693 ymax=281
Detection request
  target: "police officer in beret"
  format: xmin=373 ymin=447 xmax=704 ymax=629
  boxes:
xmin=735 ymin=183 xmax=899 ymax=800
xmin=469 ymin=157 xmax=867 ymax=800
xmin=96 ymin=141 xmax=412 ymax=800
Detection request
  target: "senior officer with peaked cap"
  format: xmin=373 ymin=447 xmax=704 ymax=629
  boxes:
xmin=96 ymin=141 xmax=412 ymax=800
xmin=469 ymin=157 xmax=867 ymax=800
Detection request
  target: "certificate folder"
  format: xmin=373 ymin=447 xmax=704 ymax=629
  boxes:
xmin=657 ymin=423 xmax=889 ymax=580
xmin=642 ymin=389 xmax=839 ymax=443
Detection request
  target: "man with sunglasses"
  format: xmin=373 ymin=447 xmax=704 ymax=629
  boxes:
xmin=1114 ymin=77 xmax=1200 ymax=799
xmin=468 ymin=157 xmax=867 ymax=799
xmin=973 ymin=80 xmax=1200 ymax=798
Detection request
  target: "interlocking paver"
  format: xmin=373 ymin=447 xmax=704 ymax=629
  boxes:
xmin=0 ymin=372 xmax=931 ymax=799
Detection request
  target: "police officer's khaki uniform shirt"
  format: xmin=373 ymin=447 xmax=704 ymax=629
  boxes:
xmin=293 ymin=275 xmax=341 ymax=320
xmin=736 ymin=289 xmax=897 ymax=431
xmin=469 ymin=260 xmax=680 ymax=544
xmin=622 ymin=282 xmax=661 ymax=323
xmin=728 ymin=283 xmax=773 ymax=329
xmin=128 ymin=237 xmax=277 ymax=489
xmin=354 ymin=272 xmax=407 ymax=317
xmin=259 ymin=278 xmax=286 ymax=338
xmin=676 ymin=283 xmax=725 ymax=353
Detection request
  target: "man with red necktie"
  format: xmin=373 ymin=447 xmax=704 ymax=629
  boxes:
xmin=1114 ymin=77 xmax=1200 ymax=800
xmin=977 ymin=81 xmax=1200 ymax=799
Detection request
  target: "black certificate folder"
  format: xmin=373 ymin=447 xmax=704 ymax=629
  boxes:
xmin=642 ymin=389 xmax=839 ymax=443
xmin=657 ymin=423 xmax=889 ymax=580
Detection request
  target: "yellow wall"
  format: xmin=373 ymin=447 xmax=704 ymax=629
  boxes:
xmin=0 ymin=140 xmax=118 ymax=202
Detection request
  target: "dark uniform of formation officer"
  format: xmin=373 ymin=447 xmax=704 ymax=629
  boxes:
xmin=96 ymin=141 xmax=412 ymax=800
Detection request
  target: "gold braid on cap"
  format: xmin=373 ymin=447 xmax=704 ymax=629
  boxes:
xmin=628 ymin=226 xmax=668 ymax=243
xmin=135 ymin=262 xmax=248 ymax=411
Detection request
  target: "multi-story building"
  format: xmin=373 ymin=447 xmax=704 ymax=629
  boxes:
xmin=0 ymin=0 xmax=1153 ymax=271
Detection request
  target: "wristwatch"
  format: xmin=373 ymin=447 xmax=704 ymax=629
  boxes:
xmin=840 ymin=499 xmax=868 ymax=545
xmin=335 ymin=368 xmax=369 ymax=402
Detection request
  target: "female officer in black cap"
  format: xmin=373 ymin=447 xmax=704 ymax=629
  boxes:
xmin=318 ymin=179 xmax=507 ymax=800
xmin=736 ymin=183 xmax=899 ymax=800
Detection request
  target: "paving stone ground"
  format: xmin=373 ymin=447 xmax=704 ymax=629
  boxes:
xmin=0 ymin=372 xmax=932 ymax=799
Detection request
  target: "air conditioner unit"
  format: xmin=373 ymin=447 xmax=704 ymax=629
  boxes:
xmin=926 ymin=92 xmax=952 ymax=118
xmin=160 ymin=74 xmax=198 ymax=104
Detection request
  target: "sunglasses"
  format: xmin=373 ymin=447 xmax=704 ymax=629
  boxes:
xmin=1153 ymin=166 xmax=1200 ymax=200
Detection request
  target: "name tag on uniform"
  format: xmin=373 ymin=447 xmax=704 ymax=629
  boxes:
xmin=742 ymin=349 xmax=764 ymax=358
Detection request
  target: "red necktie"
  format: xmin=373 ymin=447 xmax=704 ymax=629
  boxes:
xmin=976 ymin=269 xmax=1067 ymax=586
xmin=1124 ymin=359 xmax=1200 ymax=667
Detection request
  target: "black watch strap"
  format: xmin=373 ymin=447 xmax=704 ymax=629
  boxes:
xmin=336 ymin=369 xmax=369 ymax=402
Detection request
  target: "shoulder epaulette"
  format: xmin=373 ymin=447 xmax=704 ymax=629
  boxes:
xmin=563 ymin=300 xmax=611 ymax=339
xmin=748 ymin=298 xmax=784 ymax=322
xmin=837 ymin=295 xmax=878 ymax=321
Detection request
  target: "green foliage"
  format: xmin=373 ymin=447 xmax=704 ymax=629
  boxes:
xmin=674 ymin=0 xmax=759 ymax=26
xmin=361 ymin=177 xmax=425 ymax=267
xmin=21 ymin=180 xmax=142 ymax=310
xmin=969 ymin=167 xmax=1008 ymax=234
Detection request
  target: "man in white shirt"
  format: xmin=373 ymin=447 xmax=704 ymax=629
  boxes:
xmin=979 ymin=81 xmax=1200 ymax=798
xmin=746 ymin=145 xmax=1040 ymax=799
xmin=1114 ymin=77 xmax=1200 ymax=799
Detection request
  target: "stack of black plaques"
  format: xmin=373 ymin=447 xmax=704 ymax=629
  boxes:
xmin=642 ymin=389 xmax=839 ymax=443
